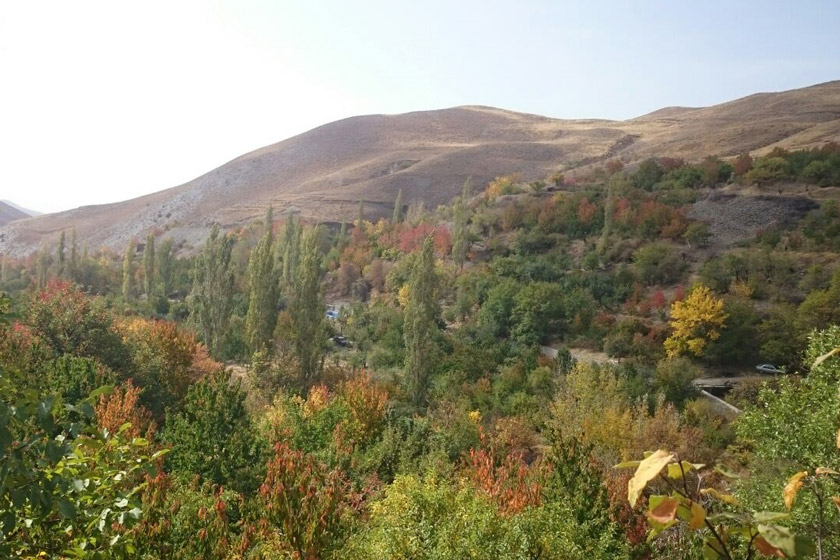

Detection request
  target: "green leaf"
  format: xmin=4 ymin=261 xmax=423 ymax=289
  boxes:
xmin=714 ymin=464 xmax=741 ymax=479
xmin=1 ymin=511 xmax=15 ymax=535
xmin=88 ymin=385 xmax=115 ymax=400
xmin=702 ymin=537 xmax=725 ymax=559
xmin=708 ymin=511 xmax=748 ymax=524
xmin=752 ymin=511 xmax=790 ymax=524
xmin=76 ymin=402 xmax=95 ymax=420
xmin=46 ymin=440 xmax=65 ymax=463
xmin=58 ymin=499 xmax=77 ymax=519
xmin=115 ymin=498 xmax=129 ymax=508
xmin=758 ymin=524 xmax=815 ymax=558
xmin=10 ymin=488 xmax=25 ymax=508
xmin=151 ymin=448 xmax=171 ymax=459
xmin=614 ymin=460 xmax=642 ymax=469
xmin=667 ymin=461 xmax=705 ymax=479
xmin=0 ymin=426 xmax=11 ymax=453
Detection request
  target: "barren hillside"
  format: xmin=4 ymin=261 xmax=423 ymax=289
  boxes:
xmin=2 ymin=80 xmax=839 ymax=256
xmin=0 ymin=201 xmax=30 ymax=228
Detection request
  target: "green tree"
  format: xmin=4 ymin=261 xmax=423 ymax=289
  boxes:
xmin=157 ymin=237 xmax=175 ymax=297
xmin=188 ymin=224 xmax=234 ymax=357
xmin=68 ymin=229 xmax=79 ymax=282
xmin=736 ymin=327 xmax=840 ymax=554
xmin=56 ymin=230 xmax=66 ymax=278
xmin=143 ymin=233 xmax=156 ymax=301
xmin=122 ymin=239 xmax=136 ymax=301
xmin=0 ymin=294 xmax=161 ymax=558
xmin=280 ymin=214 xmax=301 ymax=290
xmin=633 ymin=158 xmax=664 ymax=191
xmin=704 ymin=296 xmax=759 ymax=365
xmin=796 ymin=268 xmax=840 ymax=335
xmin=452 ymin=177 xmax=472 ymax=269
xmin=598 ymin=179 xmax=619 ymax=254
xmin=478 ymin=278 xmax=519 ymax=337
xmin=633 ymin=242 xmax=685 ymax=285
xmin=357 ymin=199 xmax=365 ymax=230
xmin=758 ymin=303 xmax=803 ymax=368
xmin=392 ymin=189 xmax=404 ymax=224
xmin=245 ymin=207 xmax=278 ymax=355
xmin=746 ymin=156 xmax=789 ymax=186
xmin=403 ymin=236 xmax=439 ymax=407
xmin=653 ymin=356 xmax=701 ymax=408
xmin=510 ymin=282 xmax=565 ymax=346
xmin=36 ymin=249 xmax=49 ymax=290
xmin=683 ymin=222 xmax=711 ymax=248
xmin=290 ymin=226 xmax=327 ymax=387
xmin=162 ymin=371 xmax=265 ymax=493
xmin=337 ymin=220 xmax=348 ymax=249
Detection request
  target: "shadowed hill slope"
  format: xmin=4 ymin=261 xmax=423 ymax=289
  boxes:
xmin=0 ymin=201 xmax=30 ymax=228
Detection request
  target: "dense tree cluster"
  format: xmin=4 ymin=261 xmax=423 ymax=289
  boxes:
xmin=2 ymin=145 xmax=840 ymax=557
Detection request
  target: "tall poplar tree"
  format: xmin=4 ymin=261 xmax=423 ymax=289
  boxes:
xmin=68 ymin=229 xmax=79 ymax=283
xmin=404 ymin=236 xmax=439 ymax=407
xmin=122 ymin=240 xmax=135 ymax=301
xmin=337 ymin=221 xmax=348 ymax=250
xmin=188 ymin=224 xmax=235 ymax=357
xmin=56 ymin=231 xmax=66 ymax=278
xmin=281 ymin=214 xmax=301 ymax=291
xmin=143 ymin=233 xmax=156 ymax=300
xmin=246 ymin=207 xmax=278 ymax=355
xmin=157 ymin=238 xmax=174 ymax=297
xmin=36 ymin=250 xmax=49 ymax=291
xmin=290 ymin=226 xmax=326 ymax=387
xmin=392 ymin=189 xmax=403 ymax=224
xmin=451 ymin=178 xmax=471 ymax=269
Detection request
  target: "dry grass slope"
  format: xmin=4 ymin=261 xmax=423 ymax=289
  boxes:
xmin=2 ymin=80 xmax=839 ymax=256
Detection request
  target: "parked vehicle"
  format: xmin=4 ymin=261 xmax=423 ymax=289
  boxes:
xmin=756 ymin=363 xmax=783 ymax=374
xmin=333 ymin=335 xmax=352 ymax=347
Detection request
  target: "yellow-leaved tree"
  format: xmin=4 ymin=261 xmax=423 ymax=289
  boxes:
xmin=664 ymin=285 xmax=727 ymax=358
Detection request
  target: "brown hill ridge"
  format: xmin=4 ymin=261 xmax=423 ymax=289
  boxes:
xmin=2 ymin=80 xmax=839 ymax=256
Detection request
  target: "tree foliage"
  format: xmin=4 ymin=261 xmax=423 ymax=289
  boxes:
xmin=188 ymin=224 xmax=235 ymax=357
xmin=290 ymin=226 xmax=327 ymax=387
xmin=245 ymin=207 xmax=278 ymax=356
xmin=403 ymin=236 xmax=439 ymax=407
xmin=664 ymin=285 xmax=727 ymax=358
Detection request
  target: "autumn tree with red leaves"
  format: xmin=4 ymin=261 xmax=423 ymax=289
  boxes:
xmin=258 ymin=443 xmax=360 ymax=559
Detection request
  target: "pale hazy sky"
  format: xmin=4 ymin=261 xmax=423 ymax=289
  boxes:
xmin=1 ymin=1 xmax=839 ymax=214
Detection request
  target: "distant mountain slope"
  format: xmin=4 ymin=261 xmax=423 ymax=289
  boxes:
xmin=0 ymin=201 xmax=31 ymax=227
xmin=0 ymin=200 xmax=40 ymax=217
xmin=1 ymin=80 xmax=839 ymax=256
